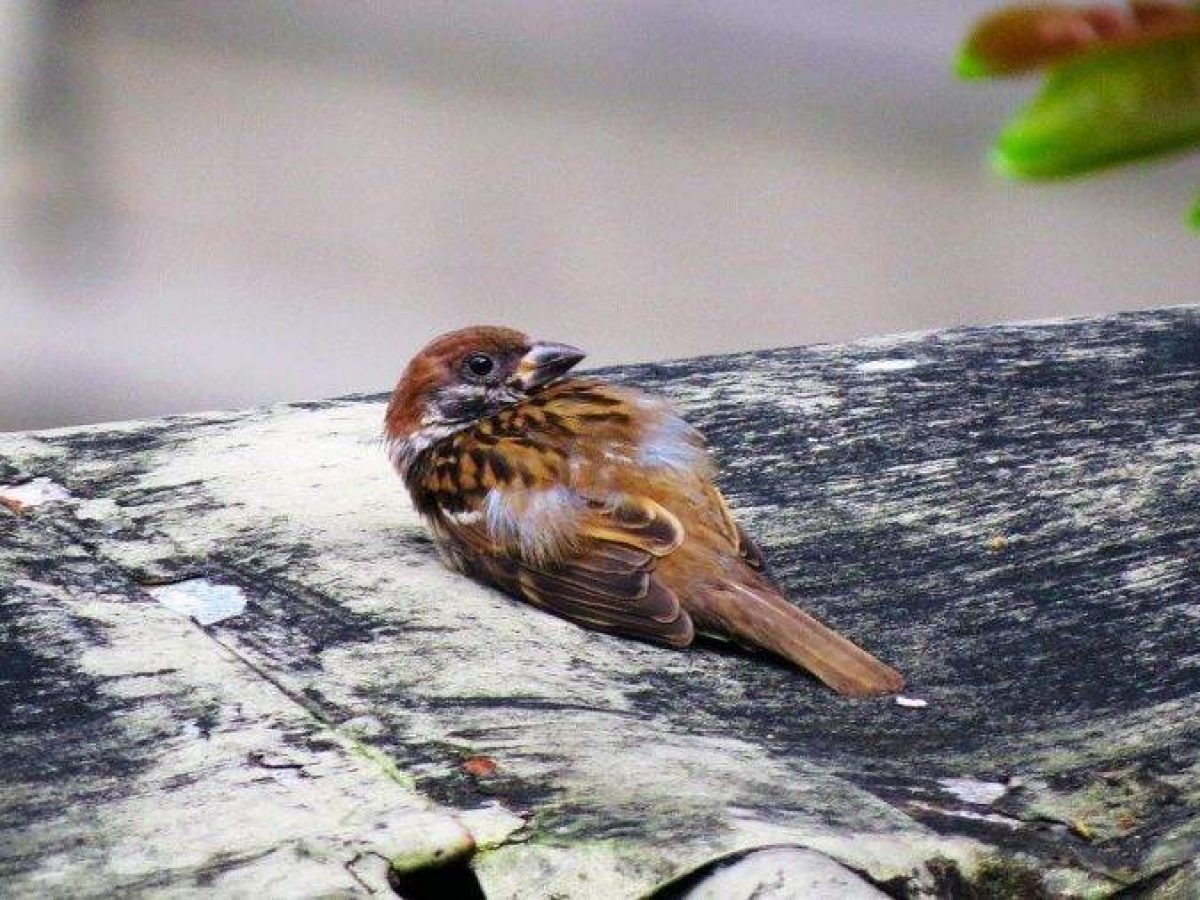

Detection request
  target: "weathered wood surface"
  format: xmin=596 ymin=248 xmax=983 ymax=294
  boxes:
xmin=3 ymin=307 xmax=1200 ymax=898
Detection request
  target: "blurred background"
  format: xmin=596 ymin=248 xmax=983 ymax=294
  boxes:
xmin=3 ymin=1 xmax=1198 ymax=431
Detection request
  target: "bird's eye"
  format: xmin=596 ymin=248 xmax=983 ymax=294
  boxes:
xmin=463 ymin=353 xmax=495 ymax=379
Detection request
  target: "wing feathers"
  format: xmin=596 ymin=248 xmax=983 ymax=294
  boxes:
xmin=574 ymin=542 xmax=654 ymax=573
xmin=437 ymin=489 xmax=694 ymax=647
xmin=523 ymin=560 xmax=650 ymax=599
xmin=585 ymin=495 xmax=684 ymax=556
xmin=518 ymin=568 xmax=692 ymax=646
xmin=734 ymin=521 xmax=768 ymax=572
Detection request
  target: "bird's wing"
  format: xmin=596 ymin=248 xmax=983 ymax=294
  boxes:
xmin=733 ymin=520 xmax=768 ymax=571
xmin=699 ymin=482 xmax=772 ymax=575
xmin=434 ymin=491 xmax=695 ymax=647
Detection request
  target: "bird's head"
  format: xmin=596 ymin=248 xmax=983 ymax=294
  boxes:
xmin=384 ymin=325 xmax=585 ymax=473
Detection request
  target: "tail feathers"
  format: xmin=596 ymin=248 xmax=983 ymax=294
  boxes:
xmin=715 ymin=583 xmax=904 ymax=697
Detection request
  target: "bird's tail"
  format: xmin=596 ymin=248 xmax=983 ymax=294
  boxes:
xmin=704 ymin=581 xmax=904 ymax=697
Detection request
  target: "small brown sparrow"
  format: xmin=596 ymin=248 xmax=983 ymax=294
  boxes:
xmin=385 ymin=326 xmax=903 ymax=697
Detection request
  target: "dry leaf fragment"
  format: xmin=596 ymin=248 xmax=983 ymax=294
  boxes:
xmin=958 ymin=1 xmax=1200 ymax=77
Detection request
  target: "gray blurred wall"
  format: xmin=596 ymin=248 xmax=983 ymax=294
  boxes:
xmin=3 ymin=1 xmax=1198 ymax=430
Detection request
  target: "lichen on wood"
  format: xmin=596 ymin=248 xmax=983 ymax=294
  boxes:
xmin=2 ymin=307 xmax=1200 ymax=897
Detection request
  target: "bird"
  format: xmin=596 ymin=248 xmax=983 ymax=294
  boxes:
xmin=384 ymin=326 xmax=904 ymax=697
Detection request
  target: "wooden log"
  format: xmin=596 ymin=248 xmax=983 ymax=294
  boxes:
xmin=2 ymin=307 xmax=1199 ymax=897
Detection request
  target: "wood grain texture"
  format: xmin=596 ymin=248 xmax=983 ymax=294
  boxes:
xmin=3 ymin=307 xmax=1200 ymax=897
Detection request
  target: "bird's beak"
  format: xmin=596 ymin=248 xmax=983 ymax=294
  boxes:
xmin=509 ymin=341 xmax=586 ymax=391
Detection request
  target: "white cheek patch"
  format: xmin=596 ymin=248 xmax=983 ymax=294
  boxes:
xmin=387 ymin=424 xmax=463 ymax=476
xmin=484 ymin=486 xmax=586 ymax=565
xmin=390 ymin=386 xmax=526 ymax=478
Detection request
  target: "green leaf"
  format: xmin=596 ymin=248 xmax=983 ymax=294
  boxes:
xmin=1189 ymin=191 xmax=1200 ymax=229
xmin=993 ymin=32 xmax=1200 ymax=177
